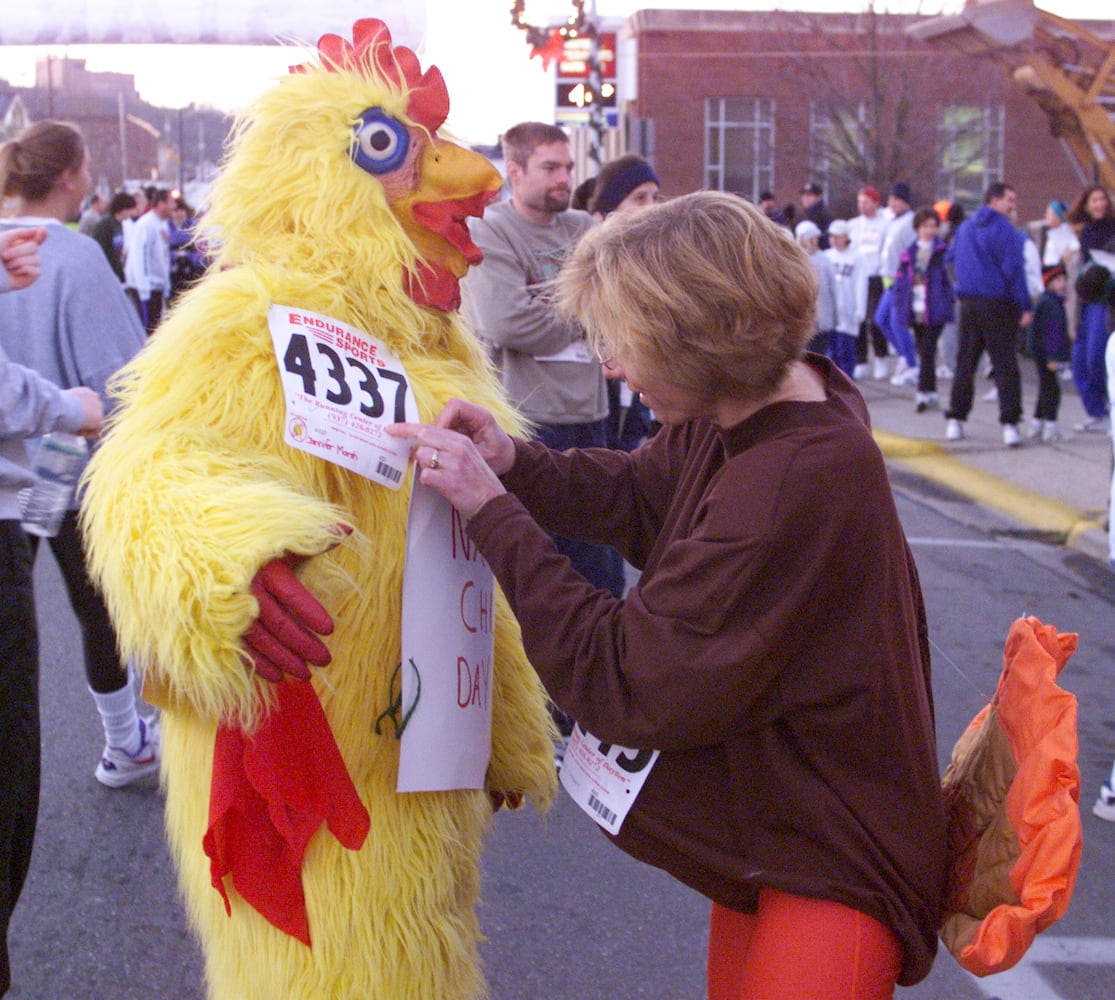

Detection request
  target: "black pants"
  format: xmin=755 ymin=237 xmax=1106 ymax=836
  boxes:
xmin=1033 ymin=360 xmax=1062 ymax=422
xmin=946 ymin=296 xmax=1023 ymax=425
xmin=0 ymin=522 xmax=40 ymax=996
xmin=27 ymin=510 xmax=126 ymax=694
xmin=856 ymin=276 xmax=887 ymax=364
xmin=913 ymin=322 xmax=944 ymax=393
xmin=125 ymin=288 xmax=165 ymax=336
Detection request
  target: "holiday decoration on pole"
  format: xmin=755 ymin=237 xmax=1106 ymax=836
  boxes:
xmin=510 ymin=0 xmax=586 ymax=71
xmin=510 ymin=0 xmax=606 ymax=168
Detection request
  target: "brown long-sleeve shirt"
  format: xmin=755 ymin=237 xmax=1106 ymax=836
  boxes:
xmin=468 ymin=356 xmax=947 ymax=985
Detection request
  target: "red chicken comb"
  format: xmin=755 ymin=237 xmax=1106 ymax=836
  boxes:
xmin=290 ymin=18 xmax=449 ymax=133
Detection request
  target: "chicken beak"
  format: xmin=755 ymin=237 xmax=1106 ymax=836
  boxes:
xmin=393 ymin=138 xmax=502 ymax=311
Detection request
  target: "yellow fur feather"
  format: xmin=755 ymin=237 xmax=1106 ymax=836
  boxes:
xmin=81 ymin=36 xmax=555 ymax=1000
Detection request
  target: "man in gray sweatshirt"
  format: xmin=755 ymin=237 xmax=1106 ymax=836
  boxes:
xmin=463 ymin=123 xmax=622 ymax=595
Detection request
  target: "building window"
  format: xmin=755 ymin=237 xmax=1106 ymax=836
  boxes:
xmin=938 ymin=103 xmax=1005 ymax=210
xmin=705 ymin=97 xmax=775 ymax=201
xmin=809 ymin=101 xmax=866 ymax=210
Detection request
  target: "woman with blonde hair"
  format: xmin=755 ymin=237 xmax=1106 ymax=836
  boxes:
xmin=0 ymin=121 xmax=155 ymax=790
xmin=268 ymin=190 xmax=946 ymax=996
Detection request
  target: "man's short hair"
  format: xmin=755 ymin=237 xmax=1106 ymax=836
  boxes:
xmin=150 ymin=188 xmax=171 ymax=208
xmin=984 ymin=181 xmax=1014 ymax=204
xmin=556 ymin=190 xmax=817 ymax=405
xmin=108 ymin=191 xmax=136 ymax=216
xmin=500 ymin=122 xmax=569 ymax=168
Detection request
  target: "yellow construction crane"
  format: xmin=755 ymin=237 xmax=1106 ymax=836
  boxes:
xmin=909 ymin=0 xmax=1115 ymax=191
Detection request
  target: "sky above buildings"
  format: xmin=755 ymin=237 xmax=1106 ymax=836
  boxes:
xmin=0 ymin=0 xmax=1105 ymax=145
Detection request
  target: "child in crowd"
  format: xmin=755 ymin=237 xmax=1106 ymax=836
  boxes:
xmin=825 ymin=219 xmax=864 ymax=378
xmin=891 ymin=206 xmax=954 ymax=412
xmin=795 ymin=219 xmax=835 ymax=358
xmin=1027 ymin=265 xmax=1072 ymax=442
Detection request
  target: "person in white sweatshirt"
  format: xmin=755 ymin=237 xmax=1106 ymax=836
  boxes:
xmin=825 ymin=219 xmax=866 ymax=378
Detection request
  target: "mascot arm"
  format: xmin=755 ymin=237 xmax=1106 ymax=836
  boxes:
xmin=484 ymin=595 xmax=559 ymax=812
xmin=245 ymin=555 xmax=338 ymax=681
xmin=82 ymin=437 xmax=349 ymax=726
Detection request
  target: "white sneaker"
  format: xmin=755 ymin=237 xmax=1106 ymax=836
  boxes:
xmin=1074 ymin=416 xmax=1107 ymax=433
xmin=890 ymin=366 xmax=919 ymax=387
xmin=945 ymin=418 xmax=964 ymax=441
xmin=852 ymin=363 xmax=870 ymax=380
xmin=95 ymin=715 xmax=161 ymax=788
xmin=982 ymin=386 xmax=999 ymax=402
xmin=1094 ymin=781 xmax=1115 ymax=822
xmin=871 ymin=357 xmax=890 ymax=380
xmin=1042 ymin=422 xmax=1070 ymax=443
xmin=1003 ymin=423 xmax=1022 ymax=447
xmin=915 ymin=391 xmax=938 ymax=413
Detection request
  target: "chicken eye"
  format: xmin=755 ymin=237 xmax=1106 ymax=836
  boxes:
xmin=350 ymin=109 xmax=410 ymax=175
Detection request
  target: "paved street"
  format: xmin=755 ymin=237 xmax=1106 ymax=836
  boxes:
xmin=8 ymin=409 xmax=1115 ymax=998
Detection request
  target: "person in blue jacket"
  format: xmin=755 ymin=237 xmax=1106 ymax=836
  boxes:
xmin=943 ymin=182 xmax=1033 ymax=447
xmin=891 ymin=206 xmax=955 ymax=412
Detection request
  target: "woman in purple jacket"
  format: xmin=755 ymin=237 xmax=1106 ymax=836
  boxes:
xmin=891 ymin=206 xmax=955 ymax=413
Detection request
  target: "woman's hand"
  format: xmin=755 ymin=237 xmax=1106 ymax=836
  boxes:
xmin=388 ymin=401 xmax=512 ymax=520
xmin=433 ymin=398 xmax=517 ymax=475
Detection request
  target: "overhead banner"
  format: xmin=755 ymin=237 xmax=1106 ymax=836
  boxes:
xmin=0 ymin=1 xmax=424 ymax=47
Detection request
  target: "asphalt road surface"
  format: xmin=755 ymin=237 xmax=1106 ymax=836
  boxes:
xmin=8 ymin=474 xmax=1115 ymax=999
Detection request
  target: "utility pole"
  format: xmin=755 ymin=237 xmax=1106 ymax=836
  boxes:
xmin=586 ymin=0 xmax=605 ymax=171
xmin=118 ymin=91 xmax=128 ymax=187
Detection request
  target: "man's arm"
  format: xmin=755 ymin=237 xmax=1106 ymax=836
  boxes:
xmin=465 ymin=216 xmax=585 ymax=357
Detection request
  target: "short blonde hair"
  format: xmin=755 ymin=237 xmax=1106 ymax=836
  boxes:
xmin=556 ymin=190 xmax=817 ymax=403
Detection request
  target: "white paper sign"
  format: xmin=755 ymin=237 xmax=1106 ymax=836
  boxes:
xmin=268 ymin=305 xmax=417 ymax=490
xmin=397 ymin=482 xmax=495 ymax=791
xmin=559 ymin=723 xmax=659 ymax=835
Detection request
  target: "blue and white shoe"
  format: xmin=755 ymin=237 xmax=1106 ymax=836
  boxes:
xmin=95 ymin=715 xmax=161 ymax=788
xmin=1093 ymin=781 xmax=1115 ymax=822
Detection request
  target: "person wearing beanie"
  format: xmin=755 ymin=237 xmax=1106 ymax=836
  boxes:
xmin=1041 ymin=199 xmax=1079 ymax=267
xmin=879 ymin=184 xmax=918 ymax=386
xmin=589 ymin=154 xmax=661 ymax=219
xmin=848 ymin=186 xmax=891 ymax=379
xmin=1026 ymin=265 xmax=1071 ymax=441
xmin=587 ymin=154 xmax=663 ymax=452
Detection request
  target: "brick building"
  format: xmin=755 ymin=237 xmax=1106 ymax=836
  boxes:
xmin=619 ymin=8 xmax=1115 ymax=222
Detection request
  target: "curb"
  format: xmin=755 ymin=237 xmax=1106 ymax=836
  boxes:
xmin=873 ymin=430 xmax=1107 ymax=548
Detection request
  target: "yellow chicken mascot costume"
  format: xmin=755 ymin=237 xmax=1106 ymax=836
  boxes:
xmin=81 ymin=18 xmax=556 ymax=999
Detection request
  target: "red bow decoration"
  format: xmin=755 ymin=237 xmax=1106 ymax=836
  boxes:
xmin=203 ymin=679 xmax=371 ymax=946
xmin=530 ymin=29 xmax=566 ymax=72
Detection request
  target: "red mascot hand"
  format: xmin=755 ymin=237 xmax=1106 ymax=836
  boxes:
xmin=243 ymin=556 xmax=336 ymax=682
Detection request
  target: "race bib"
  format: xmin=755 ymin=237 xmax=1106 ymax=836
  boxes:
xmin=268 ymin=305 xmax=417 ymax=489
xmin=535 ymin=339 xmax=595 ymax=364
xmin=560 ymin=723 xmax=659 ymax=835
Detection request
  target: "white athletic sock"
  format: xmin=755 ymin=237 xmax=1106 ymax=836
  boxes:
xmin=90 ymin=680 xmax=142 ymax=756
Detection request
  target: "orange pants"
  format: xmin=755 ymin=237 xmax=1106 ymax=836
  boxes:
xmin=707 ymin=889 xmax=903 ymax=1000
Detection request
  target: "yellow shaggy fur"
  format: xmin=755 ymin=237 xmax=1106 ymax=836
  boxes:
xmin=80 ymin=41 xmax=556 ymax=1000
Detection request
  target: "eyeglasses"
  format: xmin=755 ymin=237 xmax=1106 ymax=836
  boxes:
xmin=595 ymin=348 xmax=618 ymax=371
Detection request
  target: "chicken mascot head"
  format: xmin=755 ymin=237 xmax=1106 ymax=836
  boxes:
xmin=81 ymin=18 xmax=557 ymax=1000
